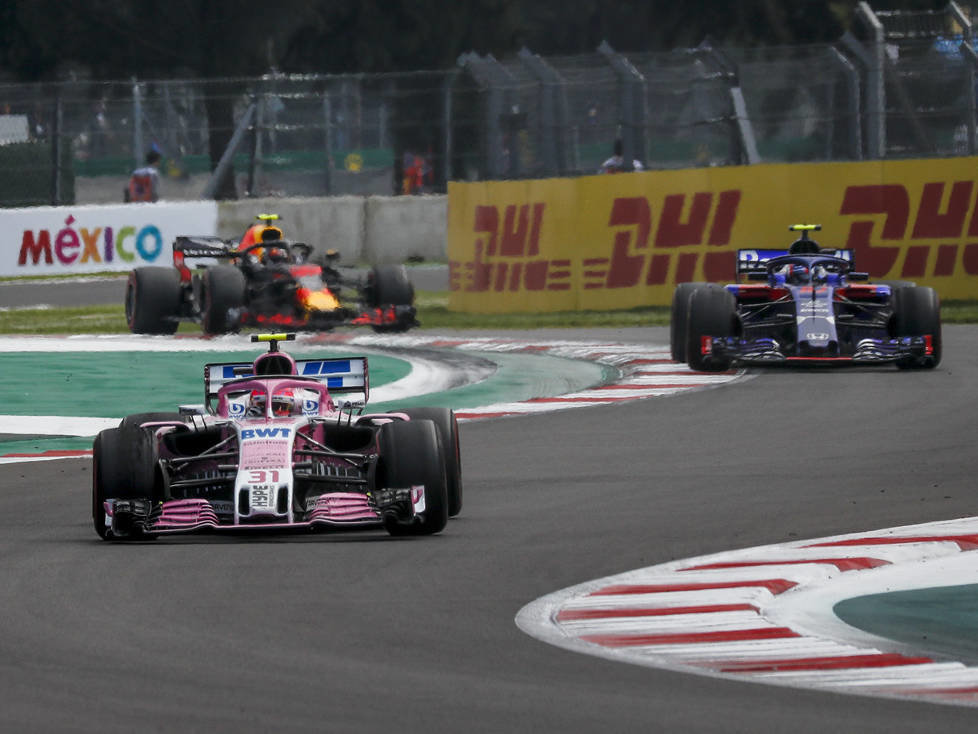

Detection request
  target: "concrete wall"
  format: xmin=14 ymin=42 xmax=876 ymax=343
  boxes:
xmin=217 ymin=194 xmax=447 ymax=264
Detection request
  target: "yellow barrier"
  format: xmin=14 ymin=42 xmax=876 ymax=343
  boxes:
xmin=447 ymin=158 xmax=978 ymax=311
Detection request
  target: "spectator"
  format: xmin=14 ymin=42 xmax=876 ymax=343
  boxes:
xmin=125 ymin=148 xmax=162 ymax=203
xmin=403 ymin=153 xmax=428 ymax=195
xmin=599 ymin=139 xmax=644 ymax=174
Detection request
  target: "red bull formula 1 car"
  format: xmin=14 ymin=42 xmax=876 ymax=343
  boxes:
xmin=671 ymin=224 xmax=942 ymax=371
xmin=93 ymin=334 xmax=461 ymax=540
xmin=125 ymin=215 xmax=417 ymax=335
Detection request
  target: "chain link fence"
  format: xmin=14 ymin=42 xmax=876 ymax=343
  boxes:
xmin=1 ymin=2 xmax=976 ymax=207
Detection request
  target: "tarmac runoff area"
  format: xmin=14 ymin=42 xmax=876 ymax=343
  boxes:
xmin=517 ymin=515 xmax=978 ymax=707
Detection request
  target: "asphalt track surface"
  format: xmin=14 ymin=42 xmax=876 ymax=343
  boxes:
xmin=2 ymin=317 xmax=977 ymax=734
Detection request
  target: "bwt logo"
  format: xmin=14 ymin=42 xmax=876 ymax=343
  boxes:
xmin=241 ymin=427 xmax=292 ymax=440
xmin=841 ymin=182 xmax=978 ymax=277
xmin=18 ymin=214 xmax=165 ymax=267
xmin=450 ymin=191 xmax=742 ymax=293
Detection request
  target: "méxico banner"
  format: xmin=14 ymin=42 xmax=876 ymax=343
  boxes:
xmin=1 ymin=201 xmax=218 ymax=277
xmin=447 ymin=157 xmax=978 ymax=311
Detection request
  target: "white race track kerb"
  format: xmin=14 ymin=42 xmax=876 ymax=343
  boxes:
xmin=517 ymin=516 xmax=978 ymax=708
xmin=0 ymin=333 xmax=745 ymax=463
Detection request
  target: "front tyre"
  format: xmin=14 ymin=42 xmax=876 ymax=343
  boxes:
xmin=404 ymin=407 xmax=462 ymax=517
xmin=378 ymin=419 xmax=448 ymax=536
xmin=670 ymin=282 xmax=705 ymax=363
xmin=125 ymin=266 xmax=182 ymax=334
xmin=92 ymin=426 xmax=158 ymax=540
xmin=685 ymin=284 xmax=738 ymax=372
xmin=891 ymin=286 xmax=942 ymax=369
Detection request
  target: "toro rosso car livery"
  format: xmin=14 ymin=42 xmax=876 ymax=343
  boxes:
xmin=671 ymin=224 xmax=942 ymax=371
xmin=125 ymin=214 xmax=417 ymax=335
xmin=93 ymin=334 xmax=461 ymax=540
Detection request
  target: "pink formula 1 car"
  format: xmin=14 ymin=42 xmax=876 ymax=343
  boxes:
xmin=92 ymin=334 xmax=461 ymax=540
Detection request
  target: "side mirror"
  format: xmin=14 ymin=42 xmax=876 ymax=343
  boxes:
xmin=747 ymin=271 xmax=769 ymax=281
xmin=847 ymin=272 xmax=869 ymax=281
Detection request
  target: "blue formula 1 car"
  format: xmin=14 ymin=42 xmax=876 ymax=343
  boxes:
xmin=670 ymin=224 xmax=942 ymax=371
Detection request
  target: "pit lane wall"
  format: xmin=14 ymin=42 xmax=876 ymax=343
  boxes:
xmin=0 ymin=195 xmax=447 ymax=277
xmin=447 ymin=157 xmax=978 ymax=312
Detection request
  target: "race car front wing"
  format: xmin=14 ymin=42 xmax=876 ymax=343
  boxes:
xmin=701 ymin=335 xmax=935 ymax=364
xmin=104 ymin=486 xmax=427 ymax=538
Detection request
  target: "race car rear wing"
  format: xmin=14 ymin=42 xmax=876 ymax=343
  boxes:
xmin=173 ymin=236 xmax=235 ymax=259
xmin=203 ymin=356 xmax=370 ymax=412
xmin=736 ymin=248 xmax=854 ymax=276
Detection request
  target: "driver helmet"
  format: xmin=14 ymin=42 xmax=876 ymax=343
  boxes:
xmin=271 ymin=389 xmax=297 ymax=417
xmin=264 ymin=246 xmax=289 ymax=264
xmin=247 ymin=390 xmax=267 ymax=417
xmin=237 ymin=215 xmax=284 ymax=260
xmin=781 ymin=263 xmax=809 ymax=284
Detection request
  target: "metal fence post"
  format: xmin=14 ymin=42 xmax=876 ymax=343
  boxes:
xmin=457 ymin=53 xmax=521 ymax=179
xmin=50 ymin=90 xmax=63 ymax=206
xmin=950 ymin=1 xmax=976 ymax=155
xmin=598 ymin=41 xmax=647 ymax=170
xmin=323 ymin=94 xmax=333 ymax=196
xmin=202 ymin=103 xmax=256 ymax=200
xmin=856 ymin=2 xmax=886 ymax=159
xmin=442 ymin=70 xmax=457 ymax=188
xmin=518 ymin=47 xmax=568 ymax=176
xmin=829 ymin=47 xmax=863 ymax=160
xmin=132 ymin=78 xmax=144 ymax=166
xmin=247 ymin=94 xmax=263 ymax=197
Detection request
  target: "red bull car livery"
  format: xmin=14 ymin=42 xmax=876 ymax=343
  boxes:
xmin=93 ymin=334 xmax=461 ymax=540
xmin=125 ymin=214 xmax=417 ymax=335
xmin=671 ymin=224 xmax=942 ymax=371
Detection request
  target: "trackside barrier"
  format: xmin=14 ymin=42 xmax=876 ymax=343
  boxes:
xmin=446 ymin=157 xmax=978 ymax=312
xmin=1 ymin=201 xmax=218 ymax=277
xmin=1 ymin=195 xmax=447 ymax=277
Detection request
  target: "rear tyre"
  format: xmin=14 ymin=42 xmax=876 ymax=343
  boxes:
xmin=366 ymin=264 xmax=414 ymax=307
xmin=365 ymin=264 xmax=414 ymax=333
xmin=404 ymin=407 xmax=462 ymax=517
xmin=685 ymin=284 xmax=738 ymax=372
xmin=378 ymin=419 xmax=448 ymax=536
xmin=92 ymin=426 xmax=158 ymax=540
xmin=125 ymin=267 xmax=182 ymax=334
xmin=201 ymin=265 xmax=246 ymax=335
xmin=670 ymin=282 xmax=705 ymax=363
xmin=891 ymin=286 xmax=942 ymax=369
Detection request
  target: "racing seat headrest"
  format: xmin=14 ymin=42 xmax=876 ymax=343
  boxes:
xmin=253 ymin=352 xmax=296 ymax=376
xmin=788 ymin=239 xmax=821 ymax=254
xmin=260 ymin=226 xmax=284 ymax=243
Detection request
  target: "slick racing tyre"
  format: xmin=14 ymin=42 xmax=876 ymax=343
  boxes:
xmin=404 ymin=407 xmax=462 ymax=517
xmin=365 ymin=264 xmax=415 ymax=333
xmin=92 ymin=426 xmax=158 ymax=541
xmin=125 ymin=266 xmax=182 ymax=334
xmin=670 ymin=282 xmax=706 ymax=363
xmin=366 ymin=264 xmax=414 ymax=307
xmin=685 ymin=284 xmax=738 ymax=372
xmin=891 ymin=285 xmax=942 ymax=369
xmin=201 ymin=265 xmax=246 ymax=335
xmin=378 ymin=419 xmax=448 ymax=536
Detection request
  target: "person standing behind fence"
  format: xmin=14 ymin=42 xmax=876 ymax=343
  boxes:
xmin=124 ymin=148 xmax=162 ymax=203
xmin=599 ymin=138 xmax=643 ymax=174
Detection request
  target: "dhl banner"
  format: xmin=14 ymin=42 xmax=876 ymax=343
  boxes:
xmin=447 ymin=158 xmax=978 ymax=312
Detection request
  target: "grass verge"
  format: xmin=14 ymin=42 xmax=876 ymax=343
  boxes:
xmin=0 ymin=292 xmax=975 ymax=335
